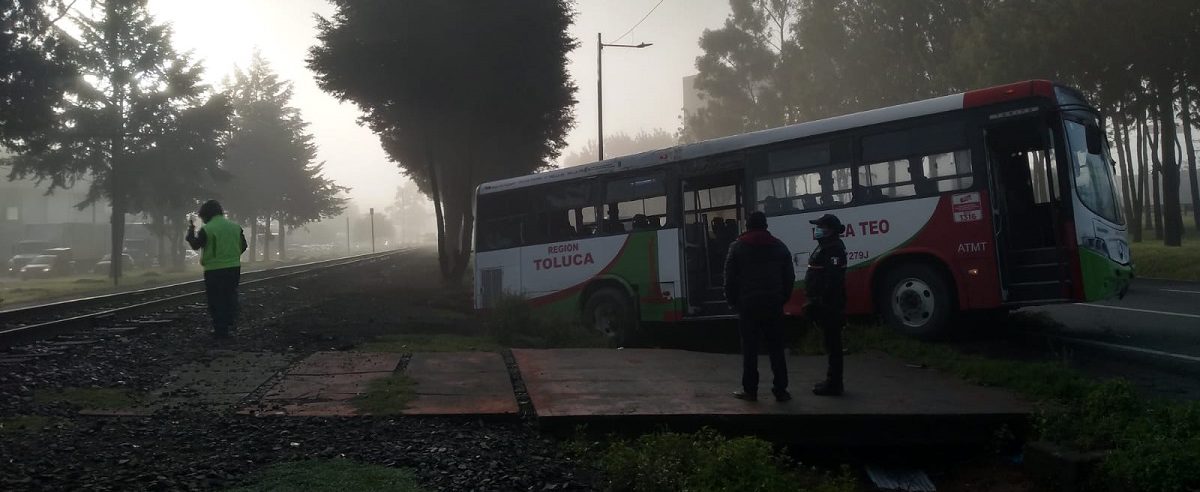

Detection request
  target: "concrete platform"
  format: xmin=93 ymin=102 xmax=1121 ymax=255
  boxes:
xmin=403 ymin=352 xmax=518 ymax=416
xmin=249 ymin=351 xmax=403 ymax=416
xmin=246 ymin=351 xmax=518 ymax=417
xmin=514 ymin=349 xmax=1031 ymax=446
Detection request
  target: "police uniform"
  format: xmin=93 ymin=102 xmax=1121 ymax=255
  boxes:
xmin=803 ymin=214 xmax=847 ymax=395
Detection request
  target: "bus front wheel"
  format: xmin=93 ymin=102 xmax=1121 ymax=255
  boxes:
xmin=583 ymin=287 xmax=636 ymax=346
xmin=879 ymin=263 xmax=952 ymax=339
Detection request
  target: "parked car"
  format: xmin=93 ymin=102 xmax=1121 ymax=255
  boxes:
xmin=20 ymin=254 xmax=72 ymax=280
xmin=93 ymin=253 xmax=136 ymax=274
xmin=41 ymin=248 xmax=76 ymax=274
xmin=6 ymin=240 xmax=54 ymax=276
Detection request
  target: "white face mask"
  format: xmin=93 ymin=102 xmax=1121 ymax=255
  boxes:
xmin=814 ymin=228 xmax=828 ymax=239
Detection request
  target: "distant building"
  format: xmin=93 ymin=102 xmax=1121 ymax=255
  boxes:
xmin=0 ymin=163 xmax=153 ymax=261
xmin=682 ymin=74 xmax=705 ymax=119
xmin=0 ymin=173 xmax=103 ymax=225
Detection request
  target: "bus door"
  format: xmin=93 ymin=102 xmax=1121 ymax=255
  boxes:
xmin=680 ymin=171 xmax=743 ymax=315
xmin=985 ymin=120 xmax=1073 ymax=302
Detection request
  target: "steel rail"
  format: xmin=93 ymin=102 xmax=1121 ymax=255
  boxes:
xmin=0 ymin=249 xmax=408 ymax=349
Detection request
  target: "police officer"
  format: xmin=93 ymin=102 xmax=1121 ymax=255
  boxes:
xmin=186 ymin=200 xmax=248 ymax=338
xmin=805 ymin=213 xmax=847 ymax=396
xmin=724 ymin=211 xmax=795 ymax=402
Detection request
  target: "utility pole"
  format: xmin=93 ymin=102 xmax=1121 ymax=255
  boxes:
xmin=597 ymin=33 xmax=603 ymax=161
xmin=597 ymin=33 xmax=652 ymax=161
xmin=370 ymin=207 xmax=376 ymax=253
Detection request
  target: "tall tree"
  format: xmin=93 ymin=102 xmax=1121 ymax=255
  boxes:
xmin=223 ymin=53 xmax=345 ymax=262
xmin=7 ymin=0 xmax=200 ymax=283
xmin=1181 ymin=85 xmax=1200 ymax=231
xmin=309 ymin=0 xmax=576 ymax=282
xmin=276 ymin=160 xmax=347 ymax=260
xmin=130 ymin=59 xmax=231 ymax=271
xmin=0 ymin=0 xmax=75 ymax=152
xmin=684 ymin=0 xmax=797 ymax=142
xmin=387 ymin=180 xmax=432 ymax=241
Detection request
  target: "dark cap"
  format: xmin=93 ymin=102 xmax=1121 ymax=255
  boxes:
xmin=809 ymin=213 xmax=844 ymax=233
xmin=747 ymin=211 xmax=768 ymax=230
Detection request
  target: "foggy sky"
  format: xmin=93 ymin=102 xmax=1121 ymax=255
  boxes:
xmin=149 ymin=0 xmax=730 ymax=211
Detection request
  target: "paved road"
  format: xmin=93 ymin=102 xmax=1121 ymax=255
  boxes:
xmin=1028 ymin=277 xmax=1200 ymax=357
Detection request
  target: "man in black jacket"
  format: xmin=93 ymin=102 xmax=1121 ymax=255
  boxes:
xmin=724 ymin=211 xmax=796 ymax=402
xmin=804 ymin=214 xmax=848 ymax=396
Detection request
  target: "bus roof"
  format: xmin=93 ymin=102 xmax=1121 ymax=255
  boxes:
xmin=478 ymin=80 xmax=1059 ymax=195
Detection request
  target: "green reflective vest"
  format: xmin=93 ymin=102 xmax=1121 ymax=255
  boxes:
xmin=200 ymin=215 xmax=243 ymax=271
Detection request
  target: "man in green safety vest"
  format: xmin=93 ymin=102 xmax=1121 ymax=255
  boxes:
xmin=186 ymin=200 xmax=248 ymax=338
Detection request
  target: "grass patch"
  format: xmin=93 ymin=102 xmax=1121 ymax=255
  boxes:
xmin=0 ymin=269 xmax=198 ymax=308
xmin=228 ymin=460 xmax=426 ymax=492
xmin=0 ymin=254 xmax=344 ymax=308
xmin=569 ymin=428 xmax=856 ymax=492
xmin=485 ymin=295 xmax=607 ymax=349
xmin=358 ymin=333 xmax=502 ymax=353
xmin=848 ymin=324 xmax=1092 ymax=401
xmin=33 ymin=387 xmax=145 ymax=410
xmin=0 ymin=415 xmax=59 ymax=434
xmin=352 ymin=374 xmax=416 ymax=415
xmin=1130 ymin=227 xmax=1200 ymax=281
xmin=850 ymin=323 xmax=1200 ymax=491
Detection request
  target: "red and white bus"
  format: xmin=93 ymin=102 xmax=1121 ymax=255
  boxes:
xmin=473 ymin=80 xmax=1132 ymax=341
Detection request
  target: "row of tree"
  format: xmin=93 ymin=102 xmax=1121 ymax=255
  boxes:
xmin=1 ymin=0 xmax=345 ymax=281
xmin=560 ymin=129 xmax=677 ymax=167
xmin=685 ymin=0 xmax=1200 ymax=245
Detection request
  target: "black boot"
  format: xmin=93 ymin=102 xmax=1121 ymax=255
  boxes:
xmin=811 ymin=380 xmax=843 ymax=396
xmin=732 ymin=390 xmax=757 ymax=401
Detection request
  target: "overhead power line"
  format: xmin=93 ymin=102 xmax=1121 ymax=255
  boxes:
xmin=608 ymin=0 xmax=666 ymax=44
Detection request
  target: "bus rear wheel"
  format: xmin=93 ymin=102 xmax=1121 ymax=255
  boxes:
xmin=583 ymin=287 xmax=635 ymax=346
xmin=879 ymin=263 xmax=952 ymax=339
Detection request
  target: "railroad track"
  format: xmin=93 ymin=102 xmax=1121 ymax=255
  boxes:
xmin=0 ymin=249 xmax=408 ymax=349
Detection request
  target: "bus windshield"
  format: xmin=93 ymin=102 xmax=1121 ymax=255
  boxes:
xmin=1064 ymin=120 xmax=1122 ymax=224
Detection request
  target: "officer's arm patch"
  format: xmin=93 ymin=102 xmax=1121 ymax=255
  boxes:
xmin=831 ymin=256 xmax=842 ymax=266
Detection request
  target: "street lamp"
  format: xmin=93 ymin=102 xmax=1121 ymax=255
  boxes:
xmin=598 ymin=33 xmax=652 ymax=161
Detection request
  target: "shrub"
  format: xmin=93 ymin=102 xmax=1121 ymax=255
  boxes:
xmin=583 ymin=428 xmax=856 ymax=492
xmin=485 ymin=295 xmax=604 ymax=348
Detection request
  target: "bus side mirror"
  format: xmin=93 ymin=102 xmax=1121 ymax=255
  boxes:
xmin=1085 ymin=126 xmax=1103 ymax=154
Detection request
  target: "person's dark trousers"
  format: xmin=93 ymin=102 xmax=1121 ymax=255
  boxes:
xmin=739 ymin=312 xmax=788 ymax=395
xmin=813 ymin=308 xmax=844 ymax=384
xmin=203 ymin=267 xmax=241 ymax=336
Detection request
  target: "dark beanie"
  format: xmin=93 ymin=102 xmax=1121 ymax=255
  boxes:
xmin=747 ymin=211 xmax=768 ymax=230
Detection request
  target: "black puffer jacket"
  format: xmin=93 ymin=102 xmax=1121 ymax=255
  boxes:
xmin=723 ymin=229 xmax=795 ymax=315
xmin=803 ymin=237 xmax=847 ymax=310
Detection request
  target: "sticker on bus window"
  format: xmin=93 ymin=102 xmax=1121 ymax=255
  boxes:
xmin=952 ymin=192 xmax=983 ymax=223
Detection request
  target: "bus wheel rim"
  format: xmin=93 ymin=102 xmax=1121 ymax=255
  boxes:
xmin=594 ymin=305 xmax=618 ymax=338
xmin=892 ymin=277 xmax=935 ymax=328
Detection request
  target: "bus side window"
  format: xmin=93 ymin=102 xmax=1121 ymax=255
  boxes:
xmin=571 ymin=206 xmax=598 ymax=236
xmin=857 ymin=160 xmax=917 ymax=200
xmin=603 ymin=175 xmax=667 ymax=234
xmin=756 ymin=165 xmax=852 ymax=214
xmin=478 ymin=216 xmax=524 ymax=251
xmin=921 ymin=150 xmax=974 ymax=192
